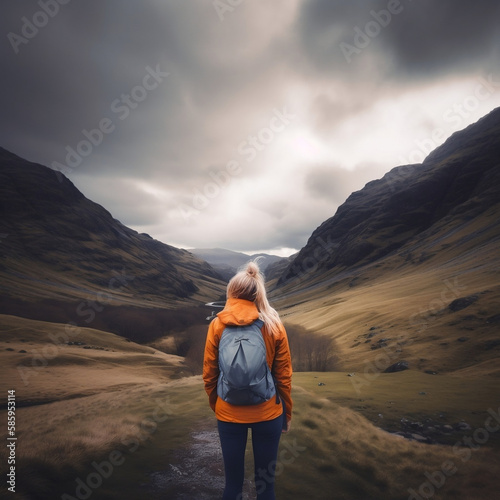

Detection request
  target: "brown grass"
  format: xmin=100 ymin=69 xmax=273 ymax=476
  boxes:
xmin=2 ymin=366 xmax=499 ymax=499
xmin=1 ymin=298 xmax=500 ymax=499
xmin=271 ymin=223 xmax=500 ymax=377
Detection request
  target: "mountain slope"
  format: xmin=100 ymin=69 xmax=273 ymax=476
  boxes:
xmin=0 ymin=147 xmax=225 ymax=309
xmin=277 ymin=107 xmax=500 ymax=285
xmin=271 ymin=107 xmax=500 ymax=375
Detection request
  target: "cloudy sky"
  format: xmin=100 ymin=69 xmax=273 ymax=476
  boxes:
xmin=2 ymin=0 xmax=500 ymax=256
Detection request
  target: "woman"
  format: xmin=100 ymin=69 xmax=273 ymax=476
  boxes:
xmin=203 ymin=261 xmax=293 ymax=500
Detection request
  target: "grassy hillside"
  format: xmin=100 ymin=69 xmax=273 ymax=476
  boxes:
xmin=270 ymin=201 xmax=500 ymax=377
xmin=0 ymin=314 xmax=190 ymax=499
xmin=1 ymin=315 xmax=500 ymax=499
xmin=0 ymin=314 xmax=188 ymax=404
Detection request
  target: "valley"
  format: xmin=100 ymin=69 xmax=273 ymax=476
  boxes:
xmin=1 ymin=107 xmax=500 ymax=499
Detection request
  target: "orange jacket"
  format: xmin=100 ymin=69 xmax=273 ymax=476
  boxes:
xmin=203 ymin=297 xmax=293 ymax=424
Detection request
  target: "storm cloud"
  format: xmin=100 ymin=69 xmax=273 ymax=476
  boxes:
xmin=1 ymin=0 xmax=499 ymax=255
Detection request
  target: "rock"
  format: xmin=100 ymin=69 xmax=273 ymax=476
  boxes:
xmin=318 ymin=382 xmax=325 ymax=386
xmin=425 ymin=370 xmax=438 ymax=375
xmin=384 ymin=361 xmax=409 ymax=373
xmin=484 ymin=339 xmax=500 ymax=350
xmin=347 ymin=373 xmax=356 ymax=377
xmin=442 ymin=425 xmax=453 ymax=433
xmin=408 ymin=422 xmax=424 ymax=431
xmin=456 ymin=422 xmax=471 ymax=431
xmin=371 ymin=339 xmax=389 ymax=350
xmin=448 ymin=295 xmax=478 ymax=312
xmin=486 ymin=314 xmax=500 ymax=324
xmin=457 ymin=337 xmax=469 ymax=342
xmin=169 ymin=464 xmax=184 ymax=476
xmin=419 ymin=391 xmax=427 ymax=395
xmin=411 ymin=433 xmax=428 ymax=443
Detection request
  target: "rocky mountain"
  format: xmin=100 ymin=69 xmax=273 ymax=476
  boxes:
xmin=277 ymin=107 xmax=500 ymax=285
xmin=189 ymin=247 xmax=285 ymax=281
xmin=264 ymin=252 xmax=297 ymax=281
xmin=270 ymin=107 xmax=500 ymax=375
xmin=0 ymin=147 xmax=225 ymax=312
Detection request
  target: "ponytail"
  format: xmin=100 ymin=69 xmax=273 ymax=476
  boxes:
xmin=227 ymin=261 xmax=282 ymax=335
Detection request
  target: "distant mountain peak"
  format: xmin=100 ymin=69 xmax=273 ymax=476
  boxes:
xmin=189 ymin=248 xmax=286 ymax=281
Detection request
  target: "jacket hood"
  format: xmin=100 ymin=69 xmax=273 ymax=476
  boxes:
xmin=217 ymin=297 xmax=260 ymax=326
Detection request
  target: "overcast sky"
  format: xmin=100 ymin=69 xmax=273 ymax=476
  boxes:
xmin=2 ymin=0 xmax=500 ymax=256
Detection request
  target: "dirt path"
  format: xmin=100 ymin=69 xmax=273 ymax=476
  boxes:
xmin=144 ymin=422 xmax=258 ymax=499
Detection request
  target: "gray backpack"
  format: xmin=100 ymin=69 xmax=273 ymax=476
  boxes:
xmin=217 ymin=319 xmax=278 ymax=405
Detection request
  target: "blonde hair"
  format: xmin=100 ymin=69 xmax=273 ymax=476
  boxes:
xmin=227 ymin=260 xmax=282 ymax=335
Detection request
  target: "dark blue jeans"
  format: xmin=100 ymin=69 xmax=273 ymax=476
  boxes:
xmin=217 ymin=414 xmax=283 ymax=500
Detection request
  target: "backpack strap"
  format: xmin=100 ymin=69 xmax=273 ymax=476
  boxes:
xmin=254 ymin=318 xmax=281 ymax=405
xmin=252 ymin=318 xmax=264 ymax=329
xmin=273 ymin=377 xmax=280 ymax=404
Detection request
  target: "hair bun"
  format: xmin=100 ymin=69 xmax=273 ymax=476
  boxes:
xmin=246 ymin=261 xmax=259 ymax=277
